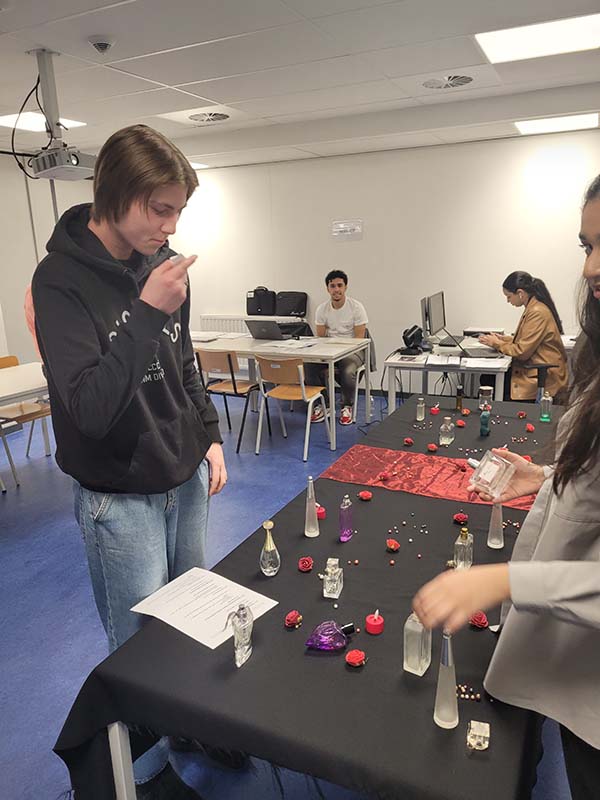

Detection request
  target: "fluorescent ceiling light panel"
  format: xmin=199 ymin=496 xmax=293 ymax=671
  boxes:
xmin=0 ymin=111 xmax=86 ymax=131
xmin=515 ymin=113 xmax=599 ymax=135
xmin=476 ymin=13 xmax=600 ymax=63
xmin=189 ymin=162 xmax=210 ymax=169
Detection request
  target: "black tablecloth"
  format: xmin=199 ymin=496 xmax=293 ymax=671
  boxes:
xmin=55 ymin=397 xmax=558 ymax=800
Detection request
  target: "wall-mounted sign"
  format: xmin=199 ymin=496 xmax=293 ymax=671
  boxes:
xmin=331 ymin=219 xmax=363 ymax=241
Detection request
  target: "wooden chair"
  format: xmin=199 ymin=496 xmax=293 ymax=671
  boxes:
xmin=255 ymin=356 xmax=330 ymax=462
xmin=0 ymin=356 xmax=51 ymax=488
xmin=195 ymin=349 xmax=270 ymax=453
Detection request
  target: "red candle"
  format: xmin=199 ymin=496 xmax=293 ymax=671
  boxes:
xmin=365 ymin=608 xmax=384 ymax=635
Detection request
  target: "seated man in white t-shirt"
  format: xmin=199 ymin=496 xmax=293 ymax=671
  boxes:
xmin=308 ymin=269 xmax=368 ymax=425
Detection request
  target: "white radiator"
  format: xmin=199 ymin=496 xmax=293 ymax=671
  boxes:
xmin=197 ymin=315 xmax=247 ymax=333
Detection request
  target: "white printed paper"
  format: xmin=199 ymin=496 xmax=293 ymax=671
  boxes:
xmin=131 ymin=568 xmax=278 ymax=649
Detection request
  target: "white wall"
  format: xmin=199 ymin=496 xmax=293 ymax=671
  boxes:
xmin=0 ymin=155 xmax=92 ymax=361
xmin=172 ymin=129 xmax=600 ymax=385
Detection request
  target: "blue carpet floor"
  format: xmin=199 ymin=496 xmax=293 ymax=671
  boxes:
xmin=0 ymin=395 xmax=571 ymax=800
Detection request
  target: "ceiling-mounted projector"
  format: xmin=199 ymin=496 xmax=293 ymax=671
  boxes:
xmin=31 ymin=146 xmax=96 ymax=180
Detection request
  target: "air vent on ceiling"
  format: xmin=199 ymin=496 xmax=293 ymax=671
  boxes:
xmin=188 ymin=112 xmax=230 ymax=125
xmin=422 ymin=75 xmax=473 ymax=90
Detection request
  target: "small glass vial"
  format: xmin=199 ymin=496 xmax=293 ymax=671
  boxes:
xmin=403 ymin=612 xmax=432 ymax=676
xmin=339 ymin=495 xmax=353 ymax=542
xmin=478 ymin=385 xmax=493 ymax=411
xmin=439 ymin=416 xmax=455 ymax=446
xmin=487 ymin=503 xmax=504 ymax=550
xmin=471 ymin=450 xmax=516 ymax=500
xmin=467 ymin=720 xmax=491 ymax=751
xmin=455 ymin=384 xmax=464 ymax=412
xmin=226 ymin=604 xmax=254 ymax=668
xmin=540 ymin=391 xmax=553 ymax=423
xmin=416 ymin=397 xmax=425 ymax=422
xmin=454 ymin=526 xmax=473 ymax=569
xmin=433 ymin=631 xmax=459 ymax=729
xmin=322 ymin=557 xmax=344 ymax=599
xmin=304 ymin=475 xmax=320 ymax=538
xmin=259 ymin=519 xmax=281 ymax=576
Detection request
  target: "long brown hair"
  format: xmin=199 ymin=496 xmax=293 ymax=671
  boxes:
xmin=91 ymin=124 xmax=198 ymax=223
xmin=553 ymin=174 xmax=600 ymax=493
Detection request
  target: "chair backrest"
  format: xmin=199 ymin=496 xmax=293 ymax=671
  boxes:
xmin=0 ymin=355 xmax=19 ymax=369
xmin=256 ymin=356 xmax=304 ymax=386
xmin=195 ymin=349 xmax=240 ymax=376
xmin=364 ymin=328 xmax=376 ymax=371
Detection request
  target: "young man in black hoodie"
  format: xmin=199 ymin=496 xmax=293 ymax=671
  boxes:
xmin=32 ymin=125 xmax=224 ymax=799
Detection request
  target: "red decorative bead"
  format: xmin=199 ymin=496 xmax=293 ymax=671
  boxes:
xmin=284 ymin=610 xmax=303 ymax=629
xmin=386 ymin=538 xmax=400 ymax=552
xmin=526 ymin=423 xmax=535 ymax=432
xmin=298 ymin=556 xmax=314 ymax=573
xmin=522 ymin=455 xmax=532 ymax=462
xmin=354 ymin=559 xmax=360 ymax=565
xmin=455 ymin=419 xmax=466 ymax=428
xmin=378 ymin=471 xmax=390 ymax=481
xmin=403 ymin=437 xmax=414 ymax=446
xmin=358 ymin=490 xmax=373 ymax=501
xmin=316 ymin=504 xmax=327 ymax=520
xmin=453 ymin=512 xmax=469 ymax=525
xmin=461 ymin=408 xmax=471 ymax=416
xmin=427 ymin=443 xmax=438 ymax=452
xmin=430 ymin=406 xmax=440 ymax=416
xmin=345 ymin=649 xmax=367 ymax=668
xmin=469 ymin=611 xmax=489 ymax=629
xmin=517 ymin=411 xmax=527 ymax=419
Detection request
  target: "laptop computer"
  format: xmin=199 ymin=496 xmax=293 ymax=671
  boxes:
xmin=245 ymin=319 xmax=292 ymax=340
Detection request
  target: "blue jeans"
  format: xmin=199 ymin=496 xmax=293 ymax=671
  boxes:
xmin=74 ymin=461 xmax=210 ymax=783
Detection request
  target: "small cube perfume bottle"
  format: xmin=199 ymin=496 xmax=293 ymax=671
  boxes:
xmin=403 ymin=611 xmax=432 ymax=676
xmin=454 ymin=526 xmax=473 ymax=569
xmin=467 ymin=720 xmax=491 ymax=751
xmin=322 ymin=557 xmax=344 ymax=599
xmin=471 ymin=450 xmax=516 ymax=500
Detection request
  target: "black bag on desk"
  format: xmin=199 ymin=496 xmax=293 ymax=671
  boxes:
xmin=275 ymin=291 xmax=307 ymax=316
xmin=246 ymin=286 xmax=276 ymax=315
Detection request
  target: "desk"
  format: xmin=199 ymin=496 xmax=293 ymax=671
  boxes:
xmin=194 ymin=336 xmax=371 ymax=451
xmin=385 ymin=353 xmax=511 ymax=415
xmin=0 ymin=361 xmax=47 ymax=405
xmin=55 ymin=397 xmax=550 ymax=800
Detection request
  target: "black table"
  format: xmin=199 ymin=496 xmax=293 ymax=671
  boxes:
xmin=55 ymin=396 xmax=557 ymax=800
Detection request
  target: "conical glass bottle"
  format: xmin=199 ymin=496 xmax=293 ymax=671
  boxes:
xmin=304 ymin=475 xmax=320 ymax=538
xmin=403 ymin=612 xmax=432 ymax=676
xmin=259 ymin=520 xmax=281 ymax=576
xmin=226 ymin=604 xmax=254 ymax=668
xmin=487 ymin=503 xmax=504 ymax=549
xmin=339 ymin=495 xmax=353 ymax=542
xmin=433 ymin=631 xmax=459 ymax=729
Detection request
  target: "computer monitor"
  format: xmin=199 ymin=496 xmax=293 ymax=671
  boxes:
xmin=420 ymin=296 xmax=429 ymax=335
xmin=427 ymin=291 xmax=446 ymax=336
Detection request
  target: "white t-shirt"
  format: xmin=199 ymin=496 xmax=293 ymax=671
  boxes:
xmin=315 ymin=297 xmax=368 ymax=338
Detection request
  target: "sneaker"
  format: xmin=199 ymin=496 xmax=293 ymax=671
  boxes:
xmin=136 ymin=762 xmax=205 ymax=799
xmin=311 ymin=405 xmax=326 ymax=423
xmin=340 ymin=406 xmax=353 ymax=425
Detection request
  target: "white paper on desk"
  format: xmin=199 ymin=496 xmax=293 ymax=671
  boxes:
xmin=131 ymin=568 xmax=278 ymax=649
xmin=461 ymin=357 xmax=506 ymax=369
xmin=267 ymin=339 xmax=317 ymax=349
xmin=427 ymin=354 xmax=460 ymax=366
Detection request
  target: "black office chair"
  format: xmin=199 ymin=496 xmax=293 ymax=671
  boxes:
xmin=522 ymin=362 xmax=558 ymax=402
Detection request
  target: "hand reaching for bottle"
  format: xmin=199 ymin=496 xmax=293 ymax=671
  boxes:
xmin=469 ymin=448 xmax=546 ymax=503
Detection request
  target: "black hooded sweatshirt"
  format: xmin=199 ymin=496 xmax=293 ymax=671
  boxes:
xmin=32 ymin=203 xmax=221 ymax=494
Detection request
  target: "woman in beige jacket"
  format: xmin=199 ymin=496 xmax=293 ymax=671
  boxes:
xmin=413 ymin=174 xmax=600 ymax=800
xmin=479 ymin=271 xmax=568 ymax=400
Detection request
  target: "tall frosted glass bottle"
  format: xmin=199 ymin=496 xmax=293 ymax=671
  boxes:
xmin=454 ymin=526 xmax=473 ymax=569
xmin=304 ymin=475 xmax=320 ymax=538
xmin=433 ymin=631 xmax=459 ymax=729
xmin=403 ymin=612 xmax=432 ymax=676
xmin=487 ymin=504 xmax=504 ymax=549
xmin=339 ymin=495 xmax=353 ymax=542
xmin=416 ymin=397 xmax=425 ymax=422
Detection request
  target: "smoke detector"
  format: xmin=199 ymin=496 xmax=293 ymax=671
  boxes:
xmin=188 ymin=111 xmax=230 ymax=125
xmin=88 ymin=35 xmax=115 ymax=55
xmin=422 ymin=75 xmax=473 ymax=89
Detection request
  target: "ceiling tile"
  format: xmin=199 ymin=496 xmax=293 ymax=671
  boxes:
xmin=56 ymin=66 xmax=161 ymax=103
xmin=299 ymin=131 xmax=441 ymax=155
xmin=111 ymin=22 xmax=346 ymax=84
xmin=62 ymin=87 xmax=208 ymax=125
xmin=432 ymin=122 xmax=518 ymax=143
xmin=186 ymin=146 xmax=313 ymax=167
xmin=495 ymin=50 xmax=600 ymax=86
xmin=364 ymin=37 xmax=484 ymax=78
xmin=266 ymin=97 xmax=416 ymax=124
xmin=177 ymin=54 xmax=385 ymax=104
xmin=10 ymin=0 xmax=303 ymax=63
xmin=391 ymin=64 xmax=501 ymax=99
xmin=0 ymin=0 xmax=126 ymax=33
xmin=283 ymin=0 xmax=397 ymax=17
xmin=231 ymin=79 xmax=408 ymax=117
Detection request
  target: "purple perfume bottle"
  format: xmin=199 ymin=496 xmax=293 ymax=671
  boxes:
xmin=305 ymin=620 xmax=355 ymax=651
xmin=339 ymin=495 xmax=353 ymax=542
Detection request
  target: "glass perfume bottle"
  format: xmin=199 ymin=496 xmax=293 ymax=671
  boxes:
xmin=433 ymin=631 xmax=459 ymax=729
xmin=480 ymin=408 xmax=491 ymax=437
xmin=403 ymin=611 xmax=432 ymax=676
xmin=439 ymin=416 xmax=455 ymax=446
xmin=455 ymin=384 xmax=464 ymax=412
xmin=322 ymin=557 xmax=344 ymax=599
xmin=416 ymin=397 xmax=425 ymax=422
xmin=226 ymin=604 xmax=254 ymax=668
xmin=540 ymin=391 xmax=553 ymax=422
xmin=454 ymin=526 xmax=473 ymax=569
xmin=305 ymin=619 xmax=355 ymax=651
xmin=259 ymin=519 xmax=281 ymax=576
xmin=304 ymin=475 xmax=320 ymax=538
xmin=467 ymin=720 xmax=491 ymax=751
xmin=471 ymin=450 xmax=516 ymax=500
xmin=339 ymin=495 xmax=353 ymax=542
xmin=478 ymin=385 xmax=493 ymax=411
xmin=487 ymin=503 xmax=504 ymax=549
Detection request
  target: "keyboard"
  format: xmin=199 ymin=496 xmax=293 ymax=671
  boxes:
xmin=438 ymin=334 xmax=464 ymax=347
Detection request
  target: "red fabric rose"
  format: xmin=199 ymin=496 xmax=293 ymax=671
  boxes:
xmin=427 ymin=443 xmax=438 ymax=452
xmin=461 ymin=408 xmax=471 ymax=416
xmin=456 ymin=419 xmax=466 ymax=428
xmin=284 ymin=610 xmax=303 ymax=629
xmin=345 ymin=649 xmax=366 ymax=667
xmin=316 ymin=504 xmax=327 ymax=520
xmin=517 ymin=411 xmax=527 ymax=419
xmin=386 ymin=538 xmax=400 ymax=552
xmin=430 ymin=406 xmax=440 ymax=416
xmin=453 ymin=512 xmax=469 ymax=525
xmin=358 ymin=490 xmax=372 ymax=501
xmin=526 ymin=423 xmax=535 ymax=432
xmin=522 ymin=455 xmax=532 ymax=462
xmin=403 ymin=437 xmax=414 ymax=446
xmin=298 ymin=557 xmax=314 ymax=573
xmin=469 ymin=611 xmax=489 ymax=629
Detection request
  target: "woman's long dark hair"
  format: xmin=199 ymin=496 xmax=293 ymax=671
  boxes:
xmin=553 ymin=174 xmax=600 ymax=494
xmin=502 ymin=271 xmax=564 ymax=334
